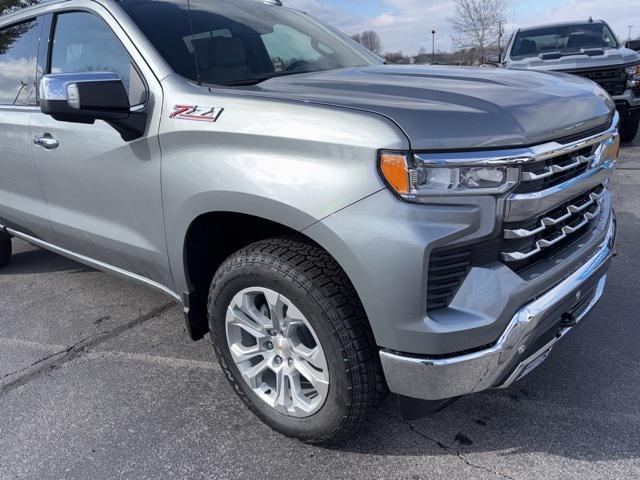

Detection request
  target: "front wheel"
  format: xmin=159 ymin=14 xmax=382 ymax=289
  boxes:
xmin=620 ymin=111 xmax=639 ymax=143
xmin=208 ymin=237 xmax=382 ymax=444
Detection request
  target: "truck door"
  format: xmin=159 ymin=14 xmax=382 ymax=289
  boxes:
xmin=30 ymin=8 xmax=173 ymax=290
xmin=0 ymin=16 xmax=52 ymax=240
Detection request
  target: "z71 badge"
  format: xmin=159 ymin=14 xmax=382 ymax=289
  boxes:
xmin=170 ymin=105 xmax=224 ymax=123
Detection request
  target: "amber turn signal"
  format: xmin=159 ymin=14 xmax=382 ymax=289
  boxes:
xmin=379 ymin=153 xmax=410 ymax=195
xmin=603 ymin=134 xmax=620 ymax=160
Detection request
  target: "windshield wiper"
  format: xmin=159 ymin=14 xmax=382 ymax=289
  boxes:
xmin=219 ymin=70 xmax=316 ymax=86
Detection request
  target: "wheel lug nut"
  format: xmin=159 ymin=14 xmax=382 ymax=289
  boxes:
xmin=287 ymin=358 xmax=293 ymax=367
xmin=265 ymin=342 xmax=273 ymax=350
xmin=274 ymin=356 xmax=283 ymax=365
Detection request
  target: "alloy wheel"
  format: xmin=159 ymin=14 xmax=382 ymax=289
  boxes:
xmin=225 ymin=287 xmax=330 ymax=417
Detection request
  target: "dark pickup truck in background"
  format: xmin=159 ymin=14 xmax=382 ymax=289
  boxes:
xmin=502 ymin=20 xmax=640 ymax=143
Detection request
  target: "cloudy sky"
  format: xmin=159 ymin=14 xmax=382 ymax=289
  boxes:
xmin=284 ymin=0 xmax=639 ymax=55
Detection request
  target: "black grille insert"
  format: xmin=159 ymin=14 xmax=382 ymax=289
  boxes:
xmin=568 ymin=67 xmax=628 ymax=96
xmin=427 ymin=240 xmax=502 ymax=312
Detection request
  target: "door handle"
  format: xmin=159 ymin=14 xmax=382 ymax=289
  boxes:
xmin=33 ymin=134 xmax=59 ymax=150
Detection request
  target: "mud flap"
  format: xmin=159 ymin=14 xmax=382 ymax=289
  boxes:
xmin=182 ymin=291 xmax=209 ymax=341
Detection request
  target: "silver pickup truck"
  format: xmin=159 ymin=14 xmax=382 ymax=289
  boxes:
xmin=0 ymin=0 xmax=619 ymax=443
xmin=502 ymin=20 xmax=640 ymax=143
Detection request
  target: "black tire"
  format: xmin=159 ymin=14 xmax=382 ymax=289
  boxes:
xmin=620 ymin=112 xmax=639 ymax=143
xmin=0 ymin=236 xmax=11 ymax=268
xmin=207 ymin=237 xmax=384 ymax=444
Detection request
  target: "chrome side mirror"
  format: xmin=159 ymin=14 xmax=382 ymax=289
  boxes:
xmin=39 ymin=72 xmax=146 ymax=141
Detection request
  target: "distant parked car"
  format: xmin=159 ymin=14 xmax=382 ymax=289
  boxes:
xmin=626 ymin=40 xmax=640 ymax=53
xmin=502 ymin=19 xmax=640 ymax=143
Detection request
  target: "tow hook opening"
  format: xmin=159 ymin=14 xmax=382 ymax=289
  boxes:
xmin=559 ymin=312 xmax=579 ymax=328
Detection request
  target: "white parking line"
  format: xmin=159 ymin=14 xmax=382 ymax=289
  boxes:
xmin=85 ymin=350 xmax=219 ymax=371
xmin=0 ymin=337 xmax=67 ymax=352
xmin=0 ymin=336 xmax=219 ymax=372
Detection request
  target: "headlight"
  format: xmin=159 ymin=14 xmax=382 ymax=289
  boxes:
xmin=379 ymin=152 xmax=519 ymax=199
xmin=626 ymin=64 xmax=640 ymax=88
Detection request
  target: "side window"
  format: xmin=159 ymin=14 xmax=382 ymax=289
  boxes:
xmin=50 ymin=12 xmax=146 ymax=106
xmin=0 ymin=18 xmax=39 ymax=106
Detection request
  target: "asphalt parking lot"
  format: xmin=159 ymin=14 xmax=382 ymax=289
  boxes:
xmin=1 ymin=139 xmax=639 ymax=480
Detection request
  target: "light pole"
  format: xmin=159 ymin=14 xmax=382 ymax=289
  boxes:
xmin=498 ymin=21 xmax=504 ymax=63
xmin=628 ymin=25 xmax=634 ymax=42
xmin=431 ymin=30 xmax=436 ymax=64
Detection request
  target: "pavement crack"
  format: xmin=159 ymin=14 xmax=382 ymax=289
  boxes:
xmin=455 ymin=448 xmax=518 ymax=480
xmin=376 ymin=408 xmax=450 ymax=451
xmin=0 ymin=302 xmax=175 ymax=397
xmin=0 ymin=349 xmax=70 ymax=382
xmin=376 ymin=408 xmax=517 ymax=480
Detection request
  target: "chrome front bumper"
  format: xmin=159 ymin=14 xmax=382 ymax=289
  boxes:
xmin=613 ymin=89 xmax=640 ymax=109
xmin=380 ymin=217 xmax=616 ymax=401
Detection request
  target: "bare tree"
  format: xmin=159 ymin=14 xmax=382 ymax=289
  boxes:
xmin=1 ymin=0 xmax=41 ymax=15
xmin=361 ymin=31 xmax=382 ymax=54
xmin=351 ymin=30 xmax=382 ymax=55
xmin=384 ymin=51 xmax=406 ymax=64
xmin=449 ymin=0 xmax=506 ymax=64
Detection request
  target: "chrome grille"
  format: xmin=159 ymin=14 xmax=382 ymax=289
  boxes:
xmin=501 ymin=185 xmax=605 ymax=266
xmin=501 ymin=119 xmax=618 ymax=273
xmin=513 ymin=146 xmax=595 ymax=194
xmin=426 ymin=118 xmax=617 ymax=311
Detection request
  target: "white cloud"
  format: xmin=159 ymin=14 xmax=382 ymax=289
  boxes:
xmin=283 ymin=0 xmax=366 ymax=33
xmin=286 ymin=0 xmax=474 ymax=54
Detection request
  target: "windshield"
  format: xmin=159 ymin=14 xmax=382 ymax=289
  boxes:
xmin=511 ymin=23 xmax=620 ymax=59
xmin=119 ymin=0 xmax=382 ymax=85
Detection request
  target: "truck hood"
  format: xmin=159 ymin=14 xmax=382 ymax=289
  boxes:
xmin=241 ymin=65 xmax=615 ymax=150
xmin=508 ymin=47 xmax=640 ymax=72
xmin=246 ymin=65 xmax=615 ymax=150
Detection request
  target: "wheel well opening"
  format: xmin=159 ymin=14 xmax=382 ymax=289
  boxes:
xmin=183 ymin=212 xmax=300 ymax=340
